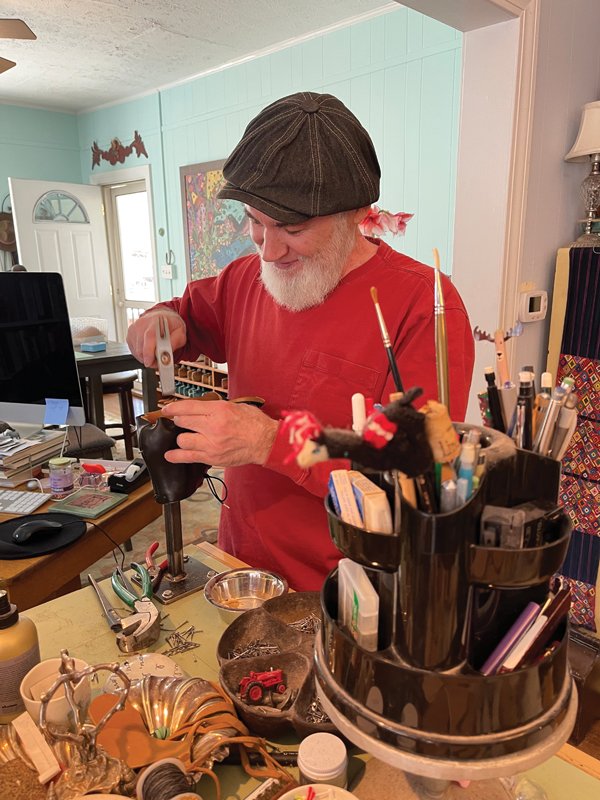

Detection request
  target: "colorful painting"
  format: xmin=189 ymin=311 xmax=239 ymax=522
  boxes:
xmin=180 ymin=159 xmax=255 ymax=281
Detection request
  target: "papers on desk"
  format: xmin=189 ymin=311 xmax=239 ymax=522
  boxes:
xmin=0 ymin=431 xmax=65 ymax=473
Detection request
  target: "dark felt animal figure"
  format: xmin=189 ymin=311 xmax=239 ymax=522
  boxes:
xmin=281 ymin=387 xmax=433 ymax=478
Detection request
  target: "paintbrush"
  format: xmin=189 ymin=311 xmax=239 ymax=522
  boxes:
xmin=370 ymin=286 xmax=403 ymax=393
xmin=432 ymin=248 xmax=450 ymax=413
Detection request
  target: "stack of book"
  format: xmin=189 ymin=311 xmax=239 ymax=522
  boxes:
xmin=0 ymin=430 xmax=66 ymax=487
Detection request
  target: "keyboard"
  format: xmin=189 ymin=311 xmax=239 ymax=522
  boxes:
xmin=0 ymin=490 xmax=48 ymax=515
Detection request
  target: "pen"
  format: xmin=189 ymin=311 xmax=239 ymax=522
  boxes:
xmin=484 ymin=366 xmax=506 ymax=432
xmin=549 ymin=392 xmax=578 ymax=460
xmin=532 ymin=385 xmax=567 ymax=456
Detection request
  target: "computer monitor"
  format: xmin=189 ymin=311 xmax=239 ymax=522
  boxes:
xmin=0 ymin=272 xmax=86 ymax=433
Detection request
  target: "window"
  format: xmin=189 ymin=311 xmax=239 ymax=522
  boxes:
xmin=33 ymin=191 xmax=89 ymax=223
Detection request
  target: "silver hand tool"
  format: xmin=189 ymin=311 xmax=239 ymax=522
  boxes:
xmin=88 ymin=574 xmax=122 ymax=632
xmin=156 ymin=315 xmax=175 ymax=396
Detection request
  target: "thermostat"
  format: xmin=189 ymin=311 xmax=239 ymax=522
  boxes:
xmin=518 ymin=289 xmax=547 ymax=323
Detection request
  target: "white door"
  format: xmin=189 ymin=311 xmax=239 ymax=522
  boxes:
xmin=104 ymin=180 xmax=157 ymax=340
xmin=9 ymin=177 xmax=117 ymax=340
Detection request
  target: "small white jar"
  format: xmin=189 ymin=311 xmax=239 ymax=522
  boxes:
xmin=298 ymin=732 xmax=348 ymax=788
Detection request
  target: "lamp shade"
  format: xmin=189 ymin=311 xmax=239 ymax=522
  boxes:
xmin=565 ymin=100 xmax=600 ymax=162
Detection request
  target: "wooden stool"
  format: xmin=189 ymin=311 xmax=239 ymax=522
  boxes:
xmin=101 ymin=371 xmax=138 ymax=460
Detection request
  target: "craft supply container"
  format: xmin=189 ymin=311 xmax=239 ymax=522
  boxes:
xmin=315 ymin=427 xmax=576 ymax=770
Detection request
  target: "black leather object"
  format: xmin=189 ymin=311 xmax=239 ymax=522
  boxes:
xmin=137 ymin=415 xmax=209 ymax=504
xmin=0 ymin=512 xmax=86 ymax=559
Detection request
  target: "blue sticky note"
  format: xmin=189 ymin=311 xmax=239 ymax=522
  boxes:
xmin=44 ymin=398 xmax=69 ymax=426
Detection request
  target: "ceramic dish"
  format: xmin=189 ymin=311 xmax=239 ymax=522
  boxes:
xmin=217 ymin=591 xmax=335 ymax=738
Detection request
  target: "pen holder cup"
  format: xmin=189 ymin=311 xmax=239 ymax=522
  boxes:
xmin=316 ymin=570 xmax=573 ymax=758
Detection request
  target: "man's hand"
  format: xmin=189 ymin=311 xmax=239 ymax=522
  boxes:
xmin=126 ymin=309 xmax=187 ymax=368
xmin=162 ymin=399 xmax=278 ymax=467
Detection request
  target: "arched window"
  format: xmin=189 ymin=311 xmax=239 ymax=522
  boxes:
xmin=33 ymin=191 xmax=89 ymax=223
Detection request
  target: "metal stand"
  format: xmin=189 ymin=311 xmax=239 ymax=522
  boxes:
xmin=155 ymin=501 xmax=217 ymax=604
xmin=132 ymin=500 xmax=217 ymax=605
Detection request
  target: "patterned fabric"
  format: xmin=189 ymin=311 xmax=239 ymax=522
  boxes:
xmin=558 ymin=353 xmax=600 ymax=421
xmin=561 ymin=577 xmax=596 ymax=630
xmin=556 ymin=247 xmax=600 ymax=631
xmin=560 ymin=473 xmax=600 ymax=536
xmin=562 ymin=418 xmax=600 ymax=482
xmin=561 ymin=529 xmax=600 ymax=585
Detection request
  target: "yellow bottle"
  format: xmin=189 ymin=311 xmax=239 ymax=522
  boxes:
xmin=0 ymin=589 xmax=41 ymax=723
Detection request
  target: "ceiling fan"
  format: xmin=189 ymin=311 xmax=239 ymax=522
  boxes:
xmin=0 ymin=19 xmax=36 ymax=75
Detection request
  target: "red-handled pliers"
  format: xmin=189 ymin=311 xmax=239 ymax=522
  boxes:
xmin=145 ymin=541 xmax=168 ymax=591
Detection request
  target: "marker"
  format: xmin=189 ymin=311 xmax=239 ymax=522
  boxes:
xmin=533 ymin=372 xmax=552 ymax=438
xmin=457 ymin=442 xmax=476 ymax=497
xmin=456 ymin=477 xmax=470 ymax=506
xmin=515 ymin=371 xmax=534 ymax=450
xmin=523 ymin=364 xmax=536 ymax=397
xmin=484 ymin=366 xmax=505 ymax=432
xmin=532 ymin=385 xmax=567 ymax=456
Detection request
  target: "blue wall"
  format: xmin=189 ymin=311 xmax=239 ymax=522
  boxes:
xmin=0 ymin=104 xmax=81 ymax=209
xmin=1 ymin=7 xmax=462 ymax=299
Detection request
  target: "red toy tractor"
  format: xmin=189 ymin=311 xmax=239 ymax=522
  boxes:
xmin=239 ymin=669 xmax=287 ymax=705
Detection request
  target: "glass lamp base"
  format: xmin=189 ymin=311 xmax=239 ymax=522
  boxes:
xmin=571 ymin=231 xmax=600 ymax=247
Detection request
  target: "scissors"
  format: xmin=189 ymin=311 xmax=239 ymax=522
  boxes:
xmin=111 ymin=563 xmax=161 ymax=653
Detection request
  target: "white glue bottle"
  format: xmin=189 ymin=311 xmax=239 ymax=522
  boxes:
xmin=0 ymin=589 xmax=41 ymax=723
xmin=298 ymin=732 xmax=348 ymax=788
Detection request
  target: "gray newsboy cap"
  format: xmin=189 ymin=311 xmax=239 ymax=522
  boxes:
xmin=217 ymin=91 xmax=381 ymax=223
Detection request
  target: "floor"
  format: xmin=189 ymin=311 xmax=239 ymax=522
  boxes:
xmin=84 ymin=393 xmax=222 ymax=582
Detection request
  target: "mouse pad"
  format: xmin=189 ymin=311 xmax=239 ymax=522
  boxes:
xmin=0 ymin=513 xmax=87 ymax=559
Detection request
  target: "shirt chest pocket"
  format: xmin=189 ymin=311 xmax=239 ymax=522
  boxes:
xmin=287 ymin=349 xmax=381 ymax=426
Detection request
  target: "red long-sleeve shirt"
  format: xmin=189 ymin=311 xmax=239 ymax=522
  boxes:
xmin=161 ymin=240 xmax=474 ymax=590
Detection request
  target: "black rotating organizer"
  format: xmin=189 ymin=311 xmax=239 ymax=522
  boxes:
xmin=314 ymin=425 xmax=577 ymax=774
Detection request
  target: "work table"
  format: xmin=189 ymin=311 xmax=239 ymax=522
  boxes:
xmin=21 ymin=542 xmax=600 ymax=799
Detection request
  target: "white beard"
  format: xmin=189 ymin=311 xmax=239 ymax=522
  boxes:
xmin=259 ymin=215 xmax=356 ymax=312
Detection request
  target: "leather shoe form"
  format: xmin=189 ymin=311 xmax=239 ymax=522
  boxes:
xmin=137 ymin=394 xmax=265 ymax=505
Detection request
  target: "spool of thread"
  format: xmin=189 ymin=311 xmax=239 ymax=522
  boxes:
xmin=136 ymin=758 xmax=200 ymax=800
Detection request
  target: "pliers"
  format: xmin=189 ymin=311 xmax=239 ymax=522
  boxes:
xmin=111 ymin=562 xmax=160 ymax=653
xmin=145 ymin=541 xmax=168 ymax=591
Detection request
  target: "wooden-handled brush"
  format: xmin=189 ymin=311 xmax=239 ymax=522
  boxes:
xmin=370 ymin=286 xmax=403 ymax=393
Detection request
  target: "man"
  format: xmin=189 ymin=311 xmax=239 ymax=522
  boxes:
xmin=127 ymin=91 xmax=474 ymax=590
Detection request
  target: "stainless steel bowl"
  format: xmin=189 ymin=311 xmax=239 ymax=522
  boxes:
xmin=204 ymin=568 xmax=288 ymax=617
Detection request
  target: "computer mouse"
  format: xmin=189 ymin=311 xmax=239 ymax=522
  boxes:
xmin=12 ymin=519 xmax=63 ymax=544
